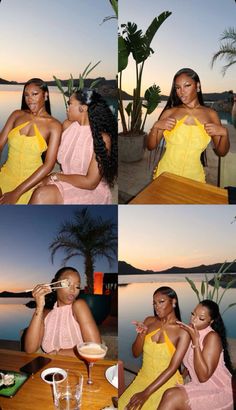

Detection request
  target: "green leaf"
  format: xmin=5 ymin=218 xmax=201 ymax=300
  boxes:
xmin=200 ymin=280 xmax=205 ymax=298
xmin=86 ymin=60 xmax=101 ymax=77
xmin=90 ymin=78 xmax=102 ymax=89
xmin=142 ymin=84 xmax=161 ymax=114
xmin=185 ymin=277 xmax=200 ymax=302
xmin=79 ymin=74 xmax=84 ymax=91
xmin=145 ymin=11 xmax=172 ymax=47
xmin=222 ymin=302 xmax=236 ymax=315
xmin=110 ymin=0 xmax=118 ymax=18
xmin=125 ymin=102 xmax=133 ymax=117
xmin=53 ymin=76 xmax=64 ymax=93
xmin=82 ymin=62 xmax=92 ymax=78
xmin=118 ymin=35 xmax=130 ymax=72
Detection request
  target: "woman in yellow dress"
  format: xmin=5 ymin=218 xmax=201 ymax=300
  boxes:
xmin=147 ymin=68 xmax=230 ymax=183
xmin=119 ymin=286 xmax=190 ymax=410
xmin=0 ymin=78 xmax=61 ymax=204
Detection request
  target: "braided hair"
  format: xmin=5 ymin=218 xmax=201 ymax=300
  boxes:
xmin=74 ymin=89 xmax=117 ymax=187
xmin=200 ymin=300 xmax=234 ymax=374
xmin=21 ymin=78 xmax=51 ymax=115
xmin=44 ymin=267 xmax=79 ymax=310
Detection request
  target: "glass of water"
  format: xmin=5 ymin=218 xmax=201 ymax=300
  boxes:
xmin=53 ymin=370 xmax=83 ymax=410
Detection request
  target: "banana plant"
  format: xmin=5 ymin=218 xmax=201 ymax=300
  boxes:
xmin=118 ymin=11 xmax=171 ymax=134
xmin=53 ymin=61 xmax=101 ymax=109
xmin=185 ymin=260 xmax=236 ymax=314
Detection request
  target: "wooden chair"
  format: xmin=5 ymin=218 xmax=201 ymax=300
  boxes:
xmin=118 ymin=360 xmax=125 ymax=397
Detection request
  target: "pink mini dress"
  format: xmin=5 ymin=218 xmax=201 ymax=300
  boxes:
xmin=182 ymin=326 xmax=233 ymax=410
xmin=51 ymin=121 xmax=112 ymax=204
xmin=41 ymin=303 xmax=83 ymax=353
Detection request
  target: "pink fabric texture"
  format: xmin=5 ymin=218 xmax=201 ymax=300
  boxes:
xmin=51 ymin=121 xmax=112 ymax=204
xmin=42 ymin=303 xmax=83 ymax=353
xmin=182 ymin=326 xmax=233 ymax=410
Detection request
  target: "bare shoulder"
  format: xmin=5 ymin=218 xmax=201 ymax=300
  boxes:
xmin=48 ymin=116 xmax=62 ymax=130
xmin=204 ymin=330 xmax=221 ymax=346
xmin=144 ymin=315 xmax=158 ymax=326
xmin=62 ymin=119 xmax=73 ymax=131
xmin=160 ymin=108 xmax=175 ymax=119
xmin=72 ymin=298 xmax=88 ymax=311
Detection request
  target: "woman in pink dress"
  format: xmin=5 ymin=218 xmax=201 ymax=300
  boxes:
xmin=29 ymin=89 xmax=117 ymax=204
xmin=24 ymin=267 xmax=101 ymax=357
xmin=158 ymin=300 xmax=234 ymax=410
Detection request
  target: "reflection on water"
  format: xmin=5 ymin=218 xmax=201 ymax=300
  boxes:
xmin=0 ymin=300 xmax=33 ymax=341
xmin=119 ymin=274 xmax=236 ymax=372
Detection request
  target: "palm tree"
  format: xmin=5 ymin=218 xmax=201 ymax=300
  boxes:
xmin=49 ymin=208 xmax=117 ymax=294
xmin=211 ymin=27 xmax=236 ymax=75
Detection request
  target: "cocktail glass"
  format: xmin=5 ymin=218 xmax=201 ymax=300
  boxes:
xmin=77 ymin=342 xmax=107 ymax=392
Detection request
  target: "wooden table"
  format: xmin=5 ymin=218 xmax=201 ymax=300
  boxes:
xmin=0 ymin=349 xmax=117 ymax=410
xmin=129 ymin=172 xmax=228 ymax=204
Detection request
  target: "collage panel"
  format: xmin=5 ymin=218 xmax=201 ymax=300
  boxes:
xmin=118 ymin=205 xmax=236 ymax=409
xmin=0 ymin=205 xmax=118 ymax=409
xmin=118 ymin=0 xmax=236 ymax=204
xmin=0 ymin=0 xmax=118 ymax=206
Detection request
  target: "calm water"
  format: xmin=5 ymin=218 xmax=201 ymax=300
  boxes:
xmin=119 ymin=274 xmax=236 ymax=372
xmin=0 ymin=298 xmax=34 ymax=341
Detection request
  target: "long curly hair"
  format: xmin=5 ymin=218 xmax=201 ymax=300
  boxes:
xmin=74 ymin=89 xmax=117 ymax=187
xmin=44 ymin=267 xmax=79 ymax=310
xmin=200 ymin=300 xmax=234 ymax=374
xmin=153 ymin=286 xmax=181 ymax=321
xmin=21 ymin=78 xmax=51 ymax=115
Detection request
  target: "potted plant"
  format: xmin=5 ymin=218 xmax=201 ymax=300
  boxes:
xmin=118 ymin=11 xmax=171 ymax=162
xmin=49 ymin=208 xmax=118 ymax=324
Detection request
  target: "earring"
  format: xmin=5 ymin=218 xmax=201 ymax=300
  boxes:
xmin=197 ymin=86 xmax=201 ymax=92
xmin=79 ymin=107 xmax=83 ymax=113
xmin=173 ymin=303 xmax=176 ymax=308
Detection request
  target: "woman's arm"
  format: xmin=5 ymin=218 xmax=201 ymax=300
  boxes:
xmin=0 ymin=121 xmax=62 ymax=204
xmin=73 ymin=299 xmax=101 ymax=343
xmin=204 ymin=110 xmax=230 ymax=156
xmin=191 ymin=332 xmax=222 ymax=382
xmin=146 ymin=110 xmax=176 ymax=151
xmin=131 ymin=317 xmax=153 ymax=358
xmin=127 ymin=330 xmax=190 ymax=410
xmin=53 ymin=132 xmax=111 ymax=190
xmin=24 ymin=285 xmax=52 ymax=353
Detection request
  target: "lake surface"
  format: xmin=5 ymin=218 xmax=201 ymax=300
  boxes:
xmin=0 ymin=298 xmax=34 ymax=341
xmin=119 ymin=274 xmax=236 ymax=372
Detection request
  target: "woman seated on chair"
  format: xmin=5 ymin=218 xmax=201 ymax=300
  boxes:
xmin=158 ymin=300 xmax=233 ymax=410
xmin=147 ymin=68 xmax=229 ymax=183
xmin=119 ymin=286 xmax=190 ymax=410
xmin=24 ymin=267 xmax=101 ymax=357
xmin=0 ymin=78 xmax=61 ymax=204
xmin=29 ymin=89 xmax=117 ymax=204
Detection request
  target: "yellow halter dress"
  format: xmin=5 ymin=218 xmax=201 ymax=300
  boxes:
xmin=0 ymin=121 xmax=47 ymax=204
xmin=153 ymin=115 xmax=211 ymax=183
xmin=119 ymin=329 xmax=183 ymax=410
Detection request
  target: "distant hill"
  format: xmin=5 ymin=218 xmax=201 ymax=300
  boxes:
xmin=0 ymin=290 xmax=32 ymax=298
xmin=118 ymin=260 xmax=236 ymax=274
xmin=0 ymin=77 xmax=117 ymax=98
xmin=119 ymin=90 xmax=233 ymax=103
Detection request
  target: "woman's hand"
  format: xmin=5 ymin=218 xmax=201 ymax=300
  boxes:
xmin=126 ymin=390 xmax=149 ymax=410
xmin=0 ymin=190 xmax=20 ymax=204
xmin=176 ymin=321 xmax=200 ymax=346
xmin=131 ymin=321 xmax=148 ymax=335
xmin=32 ymin=284 xmax=52 ymax=310
xmin=157 ymin=116 xmax=176 ymax=131
xmin=204 ymin=123 xmax=227 ymax=137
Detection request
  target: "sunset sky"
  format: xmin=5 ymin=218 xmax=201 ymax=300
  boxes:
xmin=119 ymin=205 xmax=236 ymax=271
xmin=0 ymin=206 xmax=118 ymax=292
xmin=119 ymin=0 xmax=236 ymax=95
xmin=0 ymin=0 xmax=117 ymax=82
